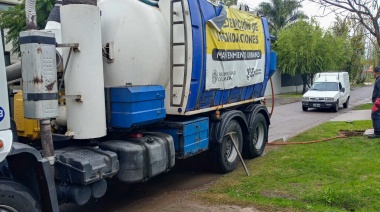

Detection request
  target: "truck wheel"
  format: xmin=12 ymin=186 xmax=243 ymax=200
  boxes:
xmin=332 ymin=101 xmax=339 ymax=112
xmin=302 ymin=106 xmax=308 ymax=111
xmin=0 ymin=179 xmax=41 ymax=212
xmin=343 ymin=97 xmax=349 ymax=108
xmin=243 ymin=113 xmax=268 ymax=159
xmin=212 ymin=120 xmax=243 ymax=173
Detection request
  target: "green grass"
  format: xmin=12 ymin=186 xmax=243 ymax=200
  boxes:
xmin=197 ymin=121 xmax=380 ymax=212
xmin=354 ymin=103 xmax=372 ymax=110
xmin=277 ymin=92 xmax=303 ymax=98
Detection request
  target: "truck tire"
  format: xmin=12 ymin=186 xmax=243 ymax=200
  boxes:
xmin=0 ymin=179 xmax=41 ymax=212
xmin=243 ymin=113 xmax=268 ymax=159
xmin=302 ymin=106 xmax=308 ymax=111
xmin=211 ymin=120 xmax=243 ymax=173
xmin=332 ymin=101 xmax=339 ymax=112
xmin=343 ymin=97 xmax=349 ymax=108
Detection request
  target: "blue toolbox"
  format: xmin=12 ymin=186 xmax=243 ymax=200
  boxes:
xmin=157 ymin=117 xmax=209 ymax=159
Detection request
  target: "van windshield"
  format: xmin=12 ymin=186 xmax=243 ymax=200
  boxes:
xmin=310 ymin=82 xmax=338 ymax=91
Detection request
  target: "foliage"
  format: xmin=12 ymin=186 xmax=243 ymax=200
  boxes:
xmin=210 ymin=0 xmax=237 ymax=6
xmin=256 ymin=0 xmax=307 ymax=33
xmin=0 ymin=0 xmax=55 ymax=55
xmin=310 ymin=0 xmax=380 ymax=47
xmin=197 ymin=120 xmax=380 ymax=211
xmin=275 ymin=20 xmax=352 ymax=93
xmin=330 ymin=17 xmax=366 ymax=84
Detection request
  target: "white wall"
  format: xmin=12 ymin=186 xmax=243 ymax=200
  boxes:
xmin=264 ymin=70 xmax=304 ymax=96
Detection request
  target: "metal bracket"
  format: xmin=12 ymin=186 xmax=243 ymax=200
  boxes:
xmin=60 ymin=95 xmax=83 ymax=103
xmin=56 ymin=43 xmax=80 ymax=52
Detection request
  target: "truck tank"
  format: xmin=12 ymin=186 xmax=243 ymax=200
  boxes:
xmin=98 ymin=0 xmax=276 ymax=116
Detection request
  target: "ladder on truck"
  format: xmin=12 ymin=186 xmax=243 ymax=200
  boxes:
xmin=170 ymin=0 xmax=188 ymax=108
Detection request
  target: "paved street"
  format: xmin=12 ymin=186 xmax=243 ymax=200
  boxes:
xmin=269 ymin=85 xmax=372 ymax=142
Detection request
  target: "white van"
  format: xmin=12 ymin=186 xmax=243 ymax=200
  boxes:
xmin=302 ymin=72 xmax=350 ymax=112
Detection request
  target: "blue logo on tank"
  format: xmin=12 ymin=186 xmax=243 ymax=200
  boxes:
xmin=0 ymin=107 xmax=4 ymax=122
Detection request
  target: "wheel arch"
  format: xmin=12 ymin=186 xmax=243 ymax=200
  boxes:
xmin=242 ymin=104 xmax=270 ymax=127
xmin=2 ymin=142 xmax=59 ymax=212
xmin=210 ymin=110 xmax=249 ymax=144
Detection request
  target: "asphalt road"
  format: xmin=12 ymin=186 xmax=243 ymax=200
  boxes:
xmin=60 ymin=85 xmax=373 ymax=212
xmin=269 ymin=85 xmax=372 ymax=142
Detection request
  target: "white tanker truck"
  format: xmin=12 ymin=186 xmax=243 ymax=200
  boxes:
xmin=0 ymin=0 xmax=277 ymax=211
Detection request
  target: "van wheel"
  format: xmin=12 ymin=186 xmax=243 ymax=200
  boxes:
xmin=332 ymin=101 xmax=339 ymax=112
xmin=0 ymin=179 xmax=41 ymax=212
xmin=343 ymin=97 xmax=349 ymax=108
xmin=211 ymin=120 xmax=243 ymax=173
xmin=302 ymin=106 xmax=308 ymax=111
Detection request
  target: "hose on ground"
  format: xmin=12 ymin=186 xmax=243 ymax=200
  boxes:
xmin=268 ymin=135 xmax=347 ymax=145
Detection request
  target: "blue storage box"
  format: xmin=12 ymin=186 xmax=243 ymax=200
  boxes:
xmin=110 ymin=85 xmax=166 ymax=128
xmin=157 ymin=117 xmax=209 ymax=159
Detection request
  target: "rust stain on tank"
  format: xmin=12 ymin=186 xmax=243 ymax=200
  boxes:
xmin=45 ymin=80 xmax=56 ymax=91
xmin=33 ymin=75 xmax=43 ymax=84
xmin=37 ymin=47 xmax=42 ymax=53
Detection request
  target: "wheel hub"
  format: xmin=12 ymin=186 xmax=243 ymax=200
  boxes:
xmin=225 ymin=133 xmax=238 ymax=163
xmin=254 ymin=122 xmax=265 ymax=149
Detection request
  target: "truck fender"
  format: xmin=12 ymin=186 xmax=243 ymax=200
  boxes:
xmin=210 ymin=110 xmax=249 ymax=144
xmin=242 ymin=104 xmax=271 ymax=126
xmin=5 ymin=142 xmax=59 ymax=212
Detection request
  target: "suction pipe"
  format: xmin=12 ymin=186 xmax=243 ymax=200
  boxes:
xmin=25 ymin=0 xmax=37 ymax=30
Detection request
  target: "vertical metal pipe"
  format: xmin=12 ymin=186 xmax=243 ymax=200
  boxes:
xmin=25 ymin=0 xmax=37 ymax=30
xmin=40 ymin=119 xmax=55 ymax=165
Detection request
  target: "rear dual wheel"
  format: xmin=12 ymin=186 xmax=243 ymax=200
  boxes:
xmin=243 ymin=113 xmax=268 ymax=159
xmin=211 ymin=120 xmax=243 ymax=173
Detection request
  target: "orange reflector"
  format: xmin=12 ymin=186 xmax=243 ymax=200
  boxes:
xmin=0 ymin=140 xmax=3 ymax=148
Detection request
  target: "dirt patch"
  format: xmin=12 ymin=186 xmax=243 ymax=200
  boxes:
xmin=339 ymin=130 xmax=365 ymax=137
xmin=260 ymin=190 xmax=297 ymax=200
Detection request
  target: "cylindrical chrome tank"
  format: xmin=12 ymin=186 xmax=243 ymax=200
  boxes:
xmin=98 ymin=0 xmax=170 ymax=87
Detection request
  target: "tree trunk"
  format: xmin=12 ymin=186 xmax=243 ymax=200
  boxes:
xmin=301 ymin=74 xmax=308 ymax=94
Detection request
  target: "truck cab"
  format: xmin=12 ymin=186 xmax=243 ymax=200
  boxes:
xmin=302 ymin=72 xmax=350 ymax=112
xmin=0 ymin=36 xmax=12 ymax=163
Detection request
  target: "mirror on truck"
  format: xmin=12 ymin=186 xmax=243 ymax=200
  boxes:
xmin=341 ymin=88 xmax=345 ymax=93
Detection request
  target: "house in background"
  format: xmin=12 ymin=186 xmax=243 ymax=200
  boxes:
xmin=264 ymin=70 xmax=305 ymax=96
xmin=0 ymin=0 xmax=20 ymax=66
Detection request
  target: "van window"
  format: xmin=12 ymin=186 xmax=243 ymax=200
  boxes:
xmin=310 ymin=82 xmax=338 ymax=91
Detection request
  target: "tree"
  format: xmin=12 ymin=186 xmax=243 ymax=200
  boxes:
xmin=256 ymin=0 xmax=308 ymax=32
xmin=309 ymin=0 xmax=380 ymax=47
xmin=0 ymin=0 xmax=55 ymax=55
xmin=210 ymin=0 xmax=237 ymax=6
xmin=330 ymin=16 xmax=366 ymax=84
xmin=275 ymin=20 xmax=351 ymax=93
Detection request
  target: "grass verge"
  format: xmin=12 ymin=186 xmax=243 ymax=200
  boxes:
xmin=354 ymin=103 xmax=372 ymax=110
xmin=277 ymin=92 xmax=303 ymax=98
xmin=197 ymin=120 xmax=380 ymax=212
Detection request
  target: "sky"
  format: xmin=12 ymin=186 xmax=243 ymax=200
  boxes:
xmin=238 ymin=0 xmax=338 ymax=30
